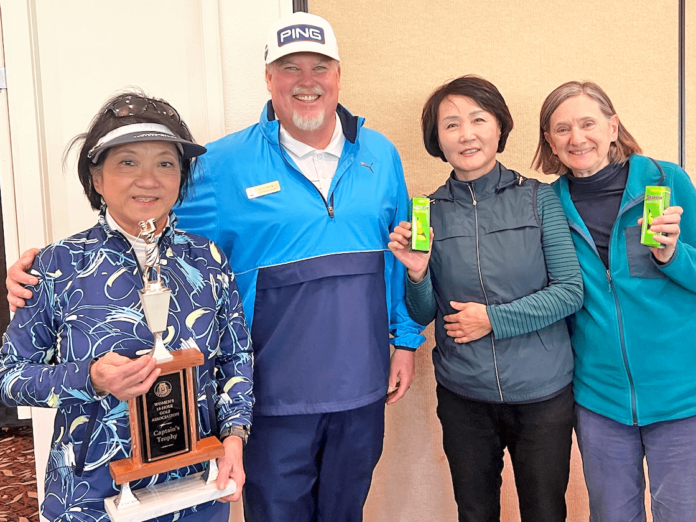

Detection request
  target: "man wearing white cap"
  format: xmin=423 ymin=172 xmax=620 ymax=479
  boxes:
xmin=6 ymin=11 xmax=424 ymax=522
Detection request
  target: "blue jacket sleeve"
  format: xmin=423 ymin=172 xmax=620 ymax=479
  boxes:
xmin=0 ymin=250 xmax=102 ymax=409
xmin=386 ymin=148 xmax=426 ymax=350
xmin=214 ymin=255 xmax=255 ymax=431
xmin=653 ymin=164 xmax=696 ymax=293
xmin=175 ymin=157 xmax=221 ymax=245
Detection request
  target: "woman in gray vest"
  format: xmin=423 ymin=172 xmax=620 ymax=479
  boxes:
xmin=388 ymin=75 xmax=583 ymax=522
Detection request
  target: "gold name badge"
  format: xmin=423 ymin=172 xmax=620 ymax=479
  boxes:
xmin=246 ymin=181 xmax=281 ymax=199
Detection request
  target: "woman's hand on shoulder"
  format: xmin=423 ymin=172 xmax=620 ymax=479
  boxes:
xmin=638 ymin=205 xmax=683 ymax=263
xmin=388 ymin=221 xmax=433 ymax=283
xmin=443 ymin=301 xmax=492 ymax=343
xmin=90 ymin=352 xmax=160 ymax=402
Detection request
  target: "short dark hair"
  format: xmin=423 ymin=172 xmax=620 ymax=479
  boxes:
xmin=421 ymin=75 xmax=514 ymax=161
xmin=65 ymin=91 xmax=199 ymax=210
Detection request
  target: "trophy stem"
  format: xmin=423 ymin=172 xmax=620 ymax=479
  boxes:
xmin=149 ymin=332 xmax=173 ymax=363
xmin=137 ymin=218 xmax=173 ymax=364
xmin=114 ymin=482 xmax=140 ymax=510
xmin=203 ymin=459 xmax=219 ymax=485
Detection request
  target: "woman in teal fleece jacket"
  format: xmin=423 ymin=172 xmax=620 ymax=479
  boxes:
xmin=534 ymin=80 xmax=696 ymax=522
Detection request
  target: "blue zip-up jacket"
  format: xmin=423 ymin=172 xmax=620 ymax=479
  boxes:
xmin=554 ymin=155 xmax=696 ymax=426
xmin=0 ymin=211 xmax=253 ymax=522
xmin=176 ymin=102 xmax=425 ymax=416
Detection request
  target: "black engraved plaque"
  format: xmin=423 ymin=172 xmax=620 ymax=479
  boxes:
xmin=139 ymin=371 xmax=190 ymax=462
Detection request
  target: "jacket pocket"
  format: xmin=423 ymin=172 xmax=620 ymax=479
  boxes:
xmin=482 ymin=217 xmax=539 ymax=235
xmin=433 ymin=218 xmax=474 ymax=241
xmin=536 ymin=321 xmax=573 ymax=352
xmin=624 ymin=225 xmax=666 ymax=279
xmin=536 ymin=330 xmax=552 ymax=351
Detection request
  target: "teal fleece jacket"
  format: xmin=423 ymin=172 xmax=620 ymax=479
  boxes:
xmin=554 ymin=154 xmax=696 ymax=426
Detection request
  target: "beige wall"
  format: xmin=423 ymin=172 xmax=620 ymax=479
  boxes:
xmin=313 ymin=1 xmax=685 ymax=521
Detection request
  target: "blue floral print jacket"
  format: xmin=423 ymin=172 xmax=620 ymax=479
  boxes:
xmin=0 ymin=210 xmax=253 ymax=522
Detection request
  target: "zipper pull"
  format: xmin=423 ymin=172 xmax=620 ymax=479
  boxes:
xmin=467 ymin=185 xmax=477 ymax=205
xmin=606 ymin=269 xmax=612 ymax=291
xmin=328 ymin=206 xmax=334 ymax=218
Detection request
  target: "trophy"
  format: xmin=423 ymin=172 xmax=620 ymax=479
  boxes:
xmin=104 ymin=219 xmax=235 ymax=522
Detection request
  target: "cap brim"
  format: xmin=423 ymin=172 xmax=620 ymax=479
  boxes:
xmin=96 ymin=133 xmax=207 ymax=160
xmin=89 ymin=127 xmax=207 ymax=163
xmin=266 ymin=44 xmax=340 ymax=64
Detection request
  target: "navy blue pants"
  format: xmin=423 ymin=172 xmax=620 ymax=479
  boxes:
xmin=243 ymin=399 xmax=385 ymax=522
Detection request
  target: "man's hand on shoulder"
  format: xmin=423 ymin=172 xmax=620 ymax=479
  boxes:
xmin=6 ymin=248 xmax=40 ymax=312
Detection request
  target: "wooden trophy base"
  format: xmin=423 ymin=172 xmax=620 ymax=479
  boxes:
xmin=110 ymin=349 xmax=224 ymax=485
xmin=108 ymin=347 xmax=226 ymax=512
xmin=109 ymin=435 xmax=225 ymax=484
xmin=104 ymin=471 xmax=236 ymax=522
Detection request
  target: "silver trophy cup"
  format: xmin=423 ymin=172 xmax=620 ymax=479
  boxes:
xmin=137 ymin=218 xmax=173 ymax=363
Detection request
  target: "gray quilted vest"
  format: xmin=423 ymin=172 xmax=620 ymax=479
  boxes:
xmin=429 ymin=163 xmax=573 ymax=403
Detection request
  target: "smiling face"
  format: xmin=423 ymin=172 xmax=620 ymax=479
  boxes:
xmin=437 ymin=95 xmax=501 ymax=181
xmin=265 ymin=52 xmax=341 ymax=148
xmin=91 ymin=141 xmax=181 ymax=236
xmin=545 ymin=94 xmax=619 ymax=178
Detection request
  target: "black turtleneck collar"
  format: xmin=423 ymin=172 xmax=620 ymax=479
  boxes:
xmin=566 ymin=161 xmax=628 ymax=197
xmin=567 ymin=161 xmax=629 ymax=268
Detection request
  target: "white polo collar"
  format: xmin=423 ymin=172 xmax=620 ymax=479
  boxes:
xmin=279 ymin=115 xmax=344 ymax=159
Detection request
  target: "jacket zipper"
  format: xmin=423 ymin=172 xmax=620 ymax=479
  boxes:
xmin=467 ymin=184 xmax=504 ymax=402
xmin=568 ymin=195 xmax=643 ymax=426
xmin=605 ymin=269 xmax=638 ymax=425
xmin=277 ymin=129 xmax=337 ymax=219
xmin=606 ymin=197 xmax=643 ymax=426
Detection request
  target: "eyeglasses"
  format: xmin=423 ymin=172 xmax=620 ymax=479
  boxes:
xmin=105 ymin=96 xmax=187 ymax=129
